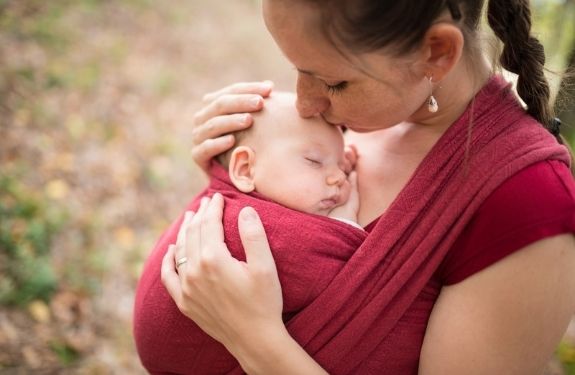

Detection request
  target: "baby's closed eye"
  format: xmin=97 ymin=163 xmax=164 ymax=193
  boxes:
xmin=304 ymin=157 xmax=323 ymax=167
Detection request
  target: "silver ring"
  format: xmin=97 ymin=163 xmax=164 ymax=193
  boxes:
xmin=176 ymin=257 xmax=188 ymax=268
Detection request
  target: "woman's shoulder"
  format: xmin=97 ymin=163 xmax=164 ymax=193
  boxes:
xmin=438 ymin=159 xmax=575 ymax=285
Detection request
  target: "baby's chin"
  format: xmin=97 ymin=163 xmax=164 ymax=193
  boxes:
xmin=285 ymin=198 xmax=343 ymax=217
xmin=290 ymin=203 xmax=332 ymax=217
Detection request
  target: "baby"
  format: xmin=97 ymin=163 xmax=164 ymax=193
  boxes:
xmin=215 ymin=91 xmax=360 ymax=227
xmin=134 ymin=93 xmax=368 ymax=374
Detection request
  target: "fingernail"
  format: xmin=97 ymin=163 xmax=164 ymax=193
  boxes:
xmin=200 ymin=197 xmax=209 ymax=208
xmin=250 ymin=97 xmax=261 ymax=108
xmin=239 ymin=114 xmax=250 ymax=125
xmin=220 ymin=134 xmax=234 ymax=144
xmin=240 ymin=206 xmax=257 ymax=222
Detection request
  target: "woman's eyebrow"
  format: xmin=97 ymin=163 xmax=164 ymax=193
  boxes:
xmin=297 ymin=68 xmax=316 ymax=76
xmin=297 ymin=67 xmax=348 ymax=81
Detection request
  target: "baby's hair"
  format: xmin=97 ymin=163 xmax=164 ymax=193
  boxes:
xmin=215 ymin=128 xmax=252 ymax=168
xmin=215 ymin=91 xmax=296 ymax=168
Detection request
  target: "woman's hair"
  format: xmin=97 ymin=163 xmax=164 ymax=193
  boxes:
xmin=304 ymin=0 xmax=560 ymax=140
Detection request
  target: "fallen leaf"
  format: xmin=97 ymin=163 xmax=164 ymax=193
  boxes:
xmin=114 ymin=226 xmax=135 ymax=249
xmin=28 ymin=300 xmax=51 ymax=323
xmin=45 ymin=179 xmax=70 ymax=200
xmin=22 ymin=345 xmax=41 ymax=369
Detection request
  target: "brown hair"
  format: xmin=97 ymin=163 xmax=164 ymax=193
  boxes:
xmin=302 ymin=0 xmax=561 ymax=140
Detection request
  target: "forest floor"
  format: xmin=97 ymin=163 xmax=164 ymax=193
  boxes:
xmin=0 ymin=0 xmax=573 ymax=374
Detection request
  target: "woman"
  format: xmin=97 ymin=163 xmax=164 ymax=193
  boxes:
xmin=146 ymin=0 xmax=575 ymax=373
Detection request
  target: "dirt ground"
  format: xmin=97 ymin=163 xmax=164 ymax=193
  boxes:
xmin=0 ymin=0 xmax=573 ymax=374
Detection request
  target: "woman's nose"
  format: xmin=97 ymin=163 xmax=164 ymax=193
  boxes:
xmin=326 ymin=168 xmax=346 ymax=187
xmin=296 ymin=74 xmax=330 ymax=118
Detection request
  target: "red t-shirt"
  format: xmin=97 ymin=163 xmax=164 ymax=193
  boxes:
xmin=358 ymin=159 xmax=575 ymax=373
xmin=437 ymin=159 xmax=575 ymax=284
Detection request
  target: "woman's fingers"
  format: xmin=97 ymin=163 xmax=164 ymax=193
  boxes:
xmin=202 ymin=81 xmax=273 ymax=103
xmin=238 ymin=207 xmax=276 ymax=274
xmin=343 ymin=144 xmax=358 ymax=175
xmin=191 ymin=135 xmax=236 ymax=172
xmin=161 ymin=244 xmax=182 ymax=303
xmin=200 ymin=193 xmax=226 ymax=246
xmin=348 ymin=171 xmax=359 ymax=204
xmin=175 ymin=211 xmax=194 ymax=267
xmin=238 ymin=206 xmax=283 ymax=313
xmin=193 ymin=94 xmax=265 ymax=127
xmin=348 ymin=170 xmax=358 ymax=187
xmin=191 ymin=82 xmax=273 ymax=172
xmin=191 ymin=113 xmax=253 ymax=146
xmin=188 ymin=197 xmax=210 ymax=264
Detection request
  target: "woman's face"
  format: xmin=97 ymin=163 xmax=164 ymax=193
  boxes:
xmin=263 ymin=0 xmax=432 ymax=132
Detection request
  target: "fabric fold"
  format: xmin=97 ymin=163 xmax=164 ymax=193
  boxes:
xmin=280 ymin=76 xmax=571 ymax=373
xmin=134 ymin=163 xmax=367 ymax=374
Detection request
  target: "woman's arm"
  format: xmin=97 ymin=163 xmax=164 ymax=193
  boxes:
xmin=161 ymin=194 xmax=328 ymax=374
xmin=419 ymin=234 xmax=575 ymax=375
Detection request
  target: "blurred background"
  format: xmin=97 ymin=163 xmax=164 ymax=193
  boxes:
xmin=0 ymin=0 xmax=574 ymax=373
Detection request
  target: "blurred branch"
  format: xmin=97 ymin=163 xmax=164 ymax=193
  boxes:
xmin=555 ymin=36 xmax=575 ymax=140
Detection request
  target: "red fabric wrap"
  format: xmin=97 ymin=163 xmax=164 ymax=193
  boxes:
xmin=134 ymin=164 xmax=367 ymax=374
xmin=134 ymin=76 xmax=571 ymax=374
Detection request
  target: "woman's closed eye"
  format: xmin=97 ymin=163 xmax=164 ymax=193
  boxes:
xmin=324 ymin=81 xmax=348 ymax=95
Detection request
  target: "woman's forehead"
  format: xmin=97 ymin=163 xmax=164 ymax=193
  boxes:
xmin=263 ymin=1 xmax=353 ymax=75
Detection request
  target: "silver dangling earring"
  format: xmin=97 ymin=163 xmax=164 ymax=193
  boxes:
xmin=427 ymin=76 xmax=438 ymax=113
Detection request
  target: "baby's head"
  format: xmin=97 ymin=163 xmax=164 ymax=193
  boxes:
xmin=218 ymin=92 xmax=350 ymax=216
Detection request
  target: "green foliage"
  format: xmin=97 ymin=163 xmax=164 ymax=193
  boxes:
xmin=50 ymin=341 xmax=80 ymax=365
xmin=0 ymin=174 xmax=65 ymax=305
xmin=557 ymin=340 xmax=575 ymax=375
xmin=0 ymin=1 xmax=71 ymax=51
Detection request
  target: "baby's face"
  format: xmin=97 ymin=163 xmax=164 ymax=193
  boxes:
xmin=250 ymin=93 xmax=350 ymax=215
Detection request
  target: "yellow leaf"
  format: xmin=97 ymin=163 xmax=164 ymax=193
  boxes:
xmin=54 ymin=152 xmax=75 ymax=172
xmin=65 ymin=114 xmax=87 ymax=139
xmin=45 ymin=179 xmax=69 ymax=200
xmin=14 ymin=109 xmax=31 ymax=128
xmin=28 ymin=300 xmax=51 ymax=323
xmin=114 ymin=226 xmax=135 ymax=248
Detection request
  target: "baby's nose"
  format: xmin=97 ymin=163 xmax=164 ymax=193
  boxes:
xmin=326 ymin=169 xmax=346 ymax=186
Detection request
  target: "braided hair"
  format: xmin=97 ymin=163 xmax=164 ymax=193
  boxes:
xmin=486 ymin=0 xmax=562 ymax=141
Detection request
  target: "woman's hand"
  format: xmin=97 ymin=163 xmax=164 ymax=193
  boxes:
xmin=342 ymin=144 xmax=358 ymax=175
xmin=161 ymin=194 xmax=329 ymax=374
xmin=161 ymin=194 xmax=284 ymax=359
xmin=329 ymin=171 xmax=360 ymax=224
xmin=192 ymin=81 xmax=274 ymax=172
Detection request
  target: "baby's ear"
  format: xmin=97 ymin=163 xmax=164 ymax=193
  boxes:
xmin=229 ymin=146 xmax=256 ymax=193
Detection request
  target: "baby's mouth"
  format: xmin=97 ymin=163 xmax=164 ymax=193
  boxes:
xmin=319 ymin=197 xmax=339 ymax=210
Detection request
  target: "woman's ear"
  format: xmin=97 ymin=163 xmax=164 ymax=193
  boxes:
xmin=229 ymin=146 xmax=256 ymax=193
xmin=419 ymin=22 xmax=464 ymax=82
